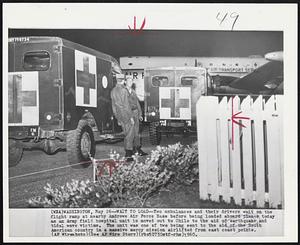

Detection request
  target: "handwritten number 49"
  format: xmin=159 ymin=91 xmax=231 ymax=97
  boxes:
xmin=216 ymin=12 xmax=239 ymax=30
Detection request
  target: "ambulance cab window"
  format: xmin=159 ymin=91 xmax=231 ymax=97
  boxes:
xmin=23 ymin=51 xmax=50 ymax=71
xmin=152 ymin=76 xmax=169 ymax=87
xmin=181 ymin=76 xmax=198 ymax=86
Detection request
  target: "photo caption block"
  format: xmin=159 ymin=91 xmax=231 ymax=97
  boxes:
xmin=48 ymin=208 xmax=283 ymax=237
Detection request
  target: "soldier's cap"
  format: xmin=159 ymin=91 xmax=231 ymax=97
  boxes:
xmin=115 ymin=73 xmax=125 ymax=79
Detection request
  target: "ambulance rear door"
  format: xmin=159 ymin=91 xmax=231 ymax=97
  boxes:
xmin=8 ymin=37 xmax=63 ymax=133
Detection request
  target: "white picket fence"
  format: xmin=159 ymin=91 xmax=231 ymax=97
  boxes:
xmin=197 ymin=95 xmax=283 ymax=208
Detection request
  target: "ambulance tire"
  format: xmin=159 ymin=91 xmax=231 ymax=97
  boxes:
xmin=66 ymin=120 xmax=95 ymax=168
xmin=149 ymin=122 xmax=161 ymax=145
xmin=9 ymin=139 xmax=23 ymax=167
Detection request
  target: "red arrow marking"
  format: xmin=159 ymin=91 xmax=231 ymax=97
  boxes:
xmin=128 ymin=16 xmax=146 ymax=34
xmin=231 ymin=97 xmax=250 ymax=150
xmin=97 ymin=159 xmax=117 ymax=177
xmin=232 ymin=119 xmax=247 ymax=128
xmin=134 ymin=16 xmax=136 ymax=30
xmin=139 ymin=17 xmax=146 ymax=33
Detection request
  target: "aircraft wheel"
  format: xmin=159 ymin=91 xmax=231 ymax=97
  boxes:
xmin=149 ymin=122 xmax=161 ymax=145
xmin=66 ymin=120 xmax=95 ymax=168
xmin=9 ymin=139 xmax=23 ymax=167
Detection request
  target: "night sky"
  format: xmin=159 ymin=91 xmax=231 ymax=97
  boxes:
xmin=9 ymin=29 xmax=283 ymax=59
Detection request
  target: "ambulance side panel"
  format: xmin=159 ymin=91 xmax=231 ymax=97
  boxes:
xmin=62 ymin=46 xmax=115 ymax=134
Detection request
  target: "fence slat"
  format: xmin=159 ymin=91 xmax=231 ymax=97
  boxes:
xmin=265 ymin=95 xmax=283 ymax=208
xmin=206 ymin=97 xmax=219 ymax=201
xmin=230 ymin=96 xmax=242 ymax=205
xmin=241 ymin=96 xmax=254 ymax=206
xmin=218 ymin=97 xmax=231 ymax=203
xmin=251 ymin=96 xmax=265 ymax=207
xmin=276 ymin=95 xmax=284 ymax=208
xmin=197 ymin=96 xmax=219 ymax=201
xmin=197 ymin=97 xmax=209 ymax=200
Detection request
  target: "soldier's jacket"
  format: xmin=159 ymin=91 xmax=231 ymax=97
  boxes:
xmin=111 ymin=83 xmax=133 ymax=124
xmin=127 ymin=88 xmax=142 ymax=118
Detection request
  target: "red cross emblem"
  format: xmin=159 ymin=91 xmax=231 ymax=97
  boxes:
xmin=76 ymin=56 xmax=96 ymax=104
xmin=8 ymin=74 xmax=37 ymax=123
xmin=161 ymin=88 xmax=189 ymax=118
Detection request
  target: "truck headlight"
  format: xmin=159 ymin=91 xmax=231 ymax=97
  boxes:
xmin=151 ymin=112 xmax=156 ymax=116
xmin=66 ymin=112 xmax=71 ymax=122
xmin=160 ymin=120 xmax=167 ymax=126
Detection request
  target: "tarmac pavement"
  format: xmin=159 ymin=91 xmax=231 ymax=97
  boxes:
xmin=8 ymin=128 xmax=197 ymax=208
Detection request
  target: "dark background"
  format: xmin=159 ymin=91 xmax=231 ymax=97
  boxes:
xmin=9 ymin=29 xmax=283 ymax=59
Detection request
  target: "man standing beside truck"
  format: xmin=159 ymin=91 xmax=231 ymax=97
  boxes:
xmin=111 ymin=74 xmax=135 ymax=161
xmin=125 ymin=76 xmax=148 ymax=156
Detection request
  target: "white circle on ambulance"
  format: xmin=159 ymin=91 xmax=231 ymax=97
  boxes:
xmin=102 ymin=76 xmax=108 ymax=88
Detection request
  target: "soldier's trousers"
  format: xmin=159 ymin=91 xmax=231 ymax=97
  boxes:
xmin=120 ymin=109 xmax=140 ymax=150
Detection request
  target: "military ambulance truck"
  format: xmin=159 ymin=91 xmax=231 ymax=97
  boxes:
xmin=8 ymin=36 xmax=123 ymax=168
xmin=144 ymin=67 xmax=213 ymax=145
xmin=144 ymin=63 xmax=283 ymax=145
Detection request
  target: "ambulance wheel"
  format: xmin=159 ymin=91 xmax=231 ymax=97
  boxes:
xmin=66 ymin=120 xmax=95 ymax=168
xmin=149 ymin=122 xmax=161 ymax=145
xmin=9 ymin=139 xmax=23 ymax=167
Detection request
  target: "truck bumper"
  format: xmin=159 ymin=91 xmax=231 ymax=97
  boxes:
xmin=155 ymin=120 xmax=197 ymax=134
xmin=9 ymin=126 xmax=39 ymax=139
xmin=9 ymin=126 xmax=64 ymax=140
xmin=9 ymin=126 xmax=66 ymax=154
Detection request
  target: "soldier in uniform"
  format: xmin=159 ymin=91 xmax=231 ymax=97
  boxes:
xmin=125 ymin=76 xmax=148 ymax=156
xmin=111 ymin=74 xmax=135 ymax=161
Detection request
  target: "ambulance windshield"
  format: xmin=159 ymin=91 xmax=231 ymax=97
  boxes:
xmin=181 ymin=76 xmax=198 ymax=86
xmin=152 ymin=76 xmax=169 ymax=87
xmin=23 ymin=51 xmax=50 ymax=71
